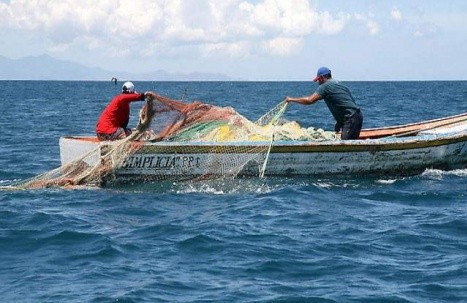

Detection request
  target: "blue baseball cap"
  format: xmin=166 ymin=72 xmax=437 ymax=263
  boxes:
xmin=313 ymin=66 xmax=331 ymax=82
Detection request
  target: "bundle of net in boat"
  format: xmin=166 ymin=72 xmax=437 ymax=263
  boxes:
xmin=120 ymin=95 xmax=287 ymax=183
xmin=144 ymin=96 xmax=336 ymax=142
xmin=13 ymin=95 xmax=336 ymax=188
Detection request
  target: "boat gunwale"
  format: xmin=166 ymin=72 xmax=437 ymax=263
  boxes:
xmin=61 ymin=131 xmax=467 ymax=154
xmin=135 ymin=133 xmax=467 ymax=154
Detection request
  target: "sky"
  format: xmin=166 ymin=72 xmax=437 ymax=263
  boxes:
xmin=1 ymin=0 xmax=467 ymax=80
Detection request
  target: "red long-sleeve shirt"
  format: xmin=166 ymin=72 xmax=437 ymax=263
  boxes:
xmin=96 ymin=93 xmax=145 ymax=135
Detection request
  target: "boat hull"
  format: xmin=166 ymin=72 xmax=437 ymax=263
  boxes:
xmin=59 ymin=130 xmax=467 ymax=180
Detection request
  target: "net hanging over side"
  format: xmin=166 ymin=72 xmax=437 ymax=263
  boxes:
xmin=9 ymin=95 xmax=337 ymax=189
xmin=117 ymin=95 xmax=293 ymax=183
xmin=258 ymin=100 xmax=288 ymax=178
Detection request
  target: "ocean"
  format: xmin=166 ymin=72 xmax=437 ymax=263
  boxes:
xmin=0 ymin=81 xmax=466 ymax=302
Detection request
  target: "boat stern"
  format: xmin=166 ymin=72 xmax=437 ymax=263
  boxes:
xmin=59 ymin=136 xmax=101 ymax=167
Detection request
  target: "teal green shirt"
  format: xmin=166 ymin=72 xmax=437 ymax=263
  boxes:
xmin=315 ymin=79 xmax=359 ymax=125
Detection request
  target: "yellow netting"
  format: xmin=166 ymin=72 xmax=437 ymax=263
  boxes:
xmin=7 ymin=95 xmax=337 ymax=189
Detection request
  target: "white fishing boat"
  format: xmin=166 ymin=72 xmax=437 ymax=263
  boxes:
xmin=59 ymin=112 xmax=467 ymax=182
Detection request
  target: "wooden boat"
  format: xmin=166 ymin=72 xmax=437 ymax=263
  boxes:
xmin=60 ymin=113 xmax=467 ymax=180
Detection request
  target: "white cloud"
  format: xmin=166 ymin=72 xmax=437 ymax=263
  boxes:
xmin=412 ymin=23 xmax=439 ymax=38
xmin=250 ymin=0 xmax=315 ymax=36
xmin=320 ymin=12 xmax=351 ymax=34
xmin=367 ymin=20 xmax=380 ymax=36
xmin=201 ymin=41 xmax=251 ymax=58
xmin=0 ymin=0 xmax=350 ymax=58
xmin=413 ymin=31 xmax=423 ymax=37
xmin=390 ymin=7 xmax=403 ymax=21
xmin=354 ymin=13 xmax=380 ymax=36
xmin=262 ymin=37 xmax=304 ymax=56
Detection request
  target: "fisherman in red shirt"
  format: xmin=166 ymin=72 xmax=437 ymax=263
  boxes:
xmin=96 ymin=81 xmax=152 ymax=141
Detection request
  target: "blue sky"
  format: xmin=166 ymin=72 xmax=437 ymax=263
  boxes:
xmin=1 ymin=0 xmax=466 ymax=80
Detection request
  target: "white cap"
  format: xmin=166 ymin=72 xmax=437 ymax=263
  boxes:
xmin=122 ymin=81 xmax=135 ymax=93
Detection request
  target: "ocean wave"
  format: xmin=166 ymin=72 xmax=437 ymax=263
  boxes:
xmin=422 ymin=168 xmax=467 ymax=178
xmin=67 ymin=243 xmax=124 ymax=261
xmin=0 ymin=178 xmax=21 ymax=184
xmin=176 ymin=234 xmax=225 ymax=254
xmin=42 ymin=230 xmax=102 ymax=245
xmin=376 ymin=178 xmax=399 ymax=184
xmin=174 ymin=178 xmax=282 ymax=195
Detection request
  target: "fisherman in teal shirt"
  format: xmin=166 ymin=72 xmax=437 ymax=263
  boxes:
xmin=286 ymin=67 xmax=363 ymax=140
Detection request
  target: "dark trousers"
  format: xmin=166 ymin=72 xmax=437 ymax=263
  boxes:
xmin=341 ymin=109 xmax=363 ymax=140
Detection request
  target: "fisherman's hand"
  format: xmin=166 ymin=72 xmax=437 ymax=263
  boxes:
xmin=144 ymin=91 xmax=156 ymax=98
xmin=285 ymin=97 xmax=292 ymax=103
xmin=334 ymin=122 xmax=342 ymax=132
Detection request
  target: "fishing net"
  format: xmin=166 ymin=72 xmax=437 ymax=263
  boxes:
xmin=9 ymin=94 xmax=337 ymax=189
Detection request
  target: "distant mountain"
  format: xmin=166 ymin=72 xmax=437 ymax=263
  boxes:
xmin=0 ymin=55 xmax=232 ymax=81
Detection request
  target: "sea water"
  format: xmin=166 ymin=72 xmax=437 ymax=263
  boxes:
xmin=0 ymin=81 xmax=466 ymax=302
